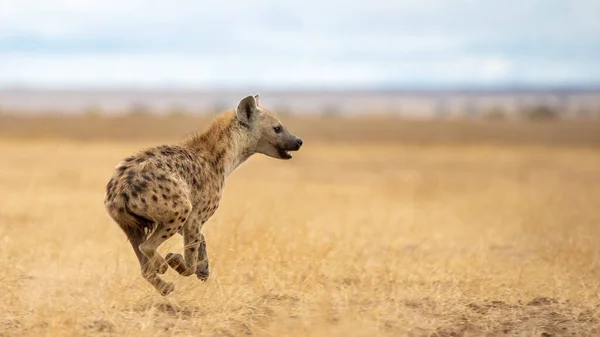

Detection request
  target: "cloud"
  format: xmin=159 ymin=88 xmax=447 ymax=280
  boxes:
xmin=0 ymin=0 xmax=599 ymax=87
xmin=3 ymin=51 xmax=598 ymax=89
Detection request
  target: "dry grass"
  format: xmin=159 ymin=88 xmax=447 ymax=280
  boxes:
xmin=2 ymin=112 xmax=600 ymax=147
xmin=1 ymin=116 xmax=600 ymax=336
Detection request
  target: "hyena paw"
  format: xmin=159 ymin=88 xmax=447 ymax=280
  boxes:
xmin=158 ymin=282 xmax=175 ymax=296
xmin=196 ymin=262 xmax=210 ymax=281
xmin=165 ymin=252 xmax=182 ymax=269
xmin=165 ymin=253 xmax=194 ymax=276
xmin=157 ymin=262 xmax=168 ymax=274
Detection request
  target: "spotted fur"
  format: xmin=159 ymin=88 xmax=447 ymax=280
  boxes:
xmin=104 ymin=94 xmax=302 ymax=295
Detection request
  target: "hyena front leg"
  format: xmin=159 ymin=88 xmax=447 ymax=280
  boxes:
xmin=172 ymin=221 xmax=210 ymax=280
xmin=196 ymin=233 xmax=209 ymax=281
xmin=138 ymin=223 xmax=177 ymax=295
xmin=166 ymin=217 xmax=203 ymax=277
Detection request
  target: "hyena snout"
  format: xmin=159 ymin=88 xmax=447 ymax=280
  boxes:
xmin=288 ymin=137 xmax=303 ymax=151
xmin=277 ymin=134 xmax=303 ymax=160
xmin=284 ymin=135 xmax=303 ymax=152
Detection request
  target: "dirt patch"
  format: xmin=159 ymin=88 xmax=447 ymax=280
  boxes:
xmin=85 ymin=319 xmax=116 ymax=334
xmin=459 ymin=297 xmax=600 ymax=336
xmin=135 ymin=302 xmax=201 ymax=319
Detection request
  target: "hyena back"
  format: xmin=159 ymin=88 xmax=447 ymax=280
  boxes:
xmin=104 ymin=94 xmax=302 ymax=295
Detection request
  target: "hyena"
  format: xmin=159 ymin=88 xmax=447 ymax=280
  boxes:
xmin=104 ymin=94 xmax=302 ymax=295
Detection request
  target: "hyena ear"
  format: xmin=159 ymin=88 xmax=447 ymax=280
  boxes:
xmin=253 ymin=94 xmax=260 ymax=106
xmin=236 ymin=95 xmax=258 ymax=125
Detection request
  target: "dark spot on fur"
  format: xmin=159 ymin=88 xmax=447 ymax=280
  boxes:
xmin=160 ymin=148 xmax=175 ymax=156
xmin=180 ymin=217 xmax=187 ymax=222
xmin=157 ymin=174 xmax=167 ymax=181
xmin=166 ymin=227 xmax=172 ymax=231
xmin=152 ymin=195 xmax=158 ymax=202
xmin=141 ymin=198 xmax=147 ymax=204
xmin=193 ymin=178 xmax=199 ymax=186
xmin=169 ymin=219 xmax=175 ymax=224
xmin=124 ymin=157 xmax=134 ymax=162
xmin=135 ymin=157 xmax=145 ymax=164
xmin=145 ymin=151 xmax=155 ymax=157
xmin=178 ymin=226 xmax=182 ymax=230
xmin=131 ymin=191 xmax=138 ymax=198
xmin=162 ymin=194 xmax=168 ymax=200
xmin=174 ymin=212 xmax=179 ymax=216
xmin=117 ymin=166 xmax=128 ymax=174
xmin=142 ymin=174 xmax=151 ymax=181
xmin=121 ymin=192 xmax=130 ymax=202
xmin=118 ymin=207 xmax=125 ymax=213
xmin=137 ymin=180 xmax=148 ymax=190
xmin=169 ymin=233 xmax=175 ymax=237
xmin=162 ymin=235 xmax=168 ymax=239
xmin=190 ymin=248 xmax=195 ymax=252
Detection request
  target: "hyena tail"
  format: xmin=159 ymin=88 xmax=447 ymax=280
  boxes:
xmin=106 ymin=198 xmax=156 ymax=242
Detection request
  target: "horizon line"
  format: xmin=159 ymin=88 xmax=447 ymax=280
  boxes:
xmin=2 ymin=83 xmax=600 ymax=94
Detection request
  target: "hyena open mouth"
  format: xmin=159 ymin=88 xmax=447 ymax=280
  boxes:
xmin=276 ymin=137 xmax=303 ymax=160
xmin=278 ymin=147 xmax=294 ymax=159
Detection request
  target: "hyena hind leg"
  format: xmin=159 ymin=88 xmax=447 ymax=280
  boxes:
xmin=125 ymin=226 xmax=168 ymax=274
xmin=138 ymin=223 xmax=178 ymax=295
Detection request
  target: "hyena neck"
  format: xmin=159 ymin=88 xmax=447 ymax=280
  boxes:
xmin=184 ymin=111 xmax=254 ymax=177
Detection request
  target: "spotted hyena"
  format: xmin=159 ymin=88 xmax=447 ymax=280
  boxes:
xmin=104 ymin=94 xmax=303 ymax=295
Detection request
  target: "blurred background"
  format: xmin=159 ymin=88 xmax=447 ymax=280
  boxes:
xmin=0 ymin=0 xmax=599 ymax=124
xmin=2 ymin=2 xmax=600 ymax=336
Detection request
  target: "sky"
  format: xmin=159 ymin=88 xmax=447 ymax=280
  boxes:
xmin=0 ymin=0 xmax=599 ymax=89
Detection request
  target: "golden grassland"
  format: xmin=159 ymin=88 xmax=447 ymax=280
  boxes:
xmin=2 ymin=112 xmax=600 ymax=147
xmin=1 ymin=115 xmax=600 ymax=336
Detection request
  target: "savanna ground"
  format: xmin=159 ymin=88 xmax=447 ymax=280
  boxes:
xmin=1 ymin=114 xmax=600 ymax=336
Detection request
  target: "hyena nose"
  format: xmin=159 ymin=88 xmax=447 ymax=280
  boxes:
xmin=296 ymin=138 xmax=303 ymax=147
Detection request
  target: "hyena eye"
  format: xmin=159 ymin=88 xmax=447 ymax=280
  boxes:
xmin=273 ymin=126 xmax=282 ymax=134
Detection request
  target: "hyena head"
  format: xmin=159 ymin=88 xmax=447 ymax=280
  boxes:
xmin=235 ymin=94 xmax=303 ymax=160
